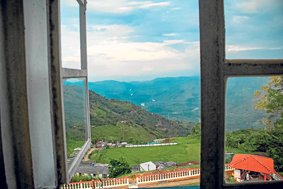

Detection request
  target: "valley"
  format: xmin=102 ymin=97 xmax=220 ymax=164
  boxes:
xmin=88 ymin=76 xmax=269 ymax=132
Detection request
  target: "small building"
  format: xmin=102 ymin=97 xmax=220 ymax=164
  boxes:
xmin=96 ymin=140 xmax=108 ymax=148
xmin=139 ymin=161 xmax=156 ymax=171
xmin=164 ymin=161 xmax=176 ymax=167
xmin=131 ymin=165 xmax=140 ymax=173
xmin=76 ymin=163 xmax=109 ymax=179
xmin=230 ymin=154 xmax=283 ymax=182
xmin=153 ymin=161 xmax=176 ymax=169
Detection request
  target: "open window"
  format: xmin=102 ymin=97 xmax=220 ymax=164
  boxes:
xmin=60 ymin=0 xmax=91 ymax=182
xmin=0 ymin=0 xmax=90 ymax=187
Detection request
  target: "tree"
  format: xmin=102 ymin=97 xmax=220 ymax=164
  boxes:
xmin=191 ymin=123 xmax=201 ymax=136
xmin=108 ymin=158 xmax=131 ymax=178
xmin=254 ymin=76 xmax=283 ymax=172
xmin=254 ymin=76 xmax=283 ymax=130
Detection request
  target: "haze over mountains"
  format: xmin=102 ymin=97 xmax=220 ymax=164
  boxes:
xmin=88 ymin=76 xmax=269 ymax=132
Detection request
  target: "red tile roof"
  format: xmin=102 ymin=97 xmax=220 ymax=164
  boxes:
xmin=230 ymin=154 xmax=275 ymax=174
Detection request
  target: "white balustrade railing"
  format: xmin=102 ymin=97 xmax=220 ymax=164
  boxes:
xmin=136 ymin=168 xmax=200 ymax=184
xmin=136 ymin=164 xmax=234 ymax=184
xmin=61 ymin=176 xmax=129 ymax=189
xmin=62 ymin=164 xmax=234 ymax=188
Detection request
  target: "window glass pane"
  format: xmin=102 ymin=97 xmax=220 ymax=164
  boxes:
xmin=224 ymin=0 xmax=283 ymax=59
xmin=63 ymin=78 xmax=87 ymax=166
xmin=61 ymin=0 xmax=81 ymax=69
xmin=224 ymin=76 xmax=283 ymax=184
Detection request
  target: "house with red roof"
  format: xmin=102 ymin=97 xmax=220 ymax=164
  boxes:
xmin=230 ymin=154 xmax=283 ymax=182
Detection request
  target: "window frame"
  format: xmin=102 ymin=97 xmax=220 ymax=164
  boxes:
xmin=60 ymin=0 xmax=91 ymax=182
xmin=0 ymin=0 xmax=91 ymax=187
xmin=199 ymin=0 xmax=283 ymax=188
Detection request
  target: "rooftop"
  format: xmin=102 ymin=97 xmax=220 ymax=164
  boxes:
xmin=76 ymin=163 xmax=109 ymax=175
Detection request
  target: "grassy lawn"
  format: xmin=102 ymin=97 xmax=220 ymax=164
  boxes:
xmin=92 ymin=136 xmax=200 ymax=167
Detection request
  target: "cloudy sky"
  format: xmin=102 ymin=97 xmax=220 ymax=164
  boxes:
xmin=60 ymin=0 xmax=283 ymax=82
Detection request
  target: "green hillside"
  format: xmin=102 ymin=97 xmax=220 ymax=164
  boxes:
xmin=89 ymin=90 xmax=195 ymax=138
xmin=91 ymin=123 xmax=159 ymax=144
xmin=63 ymin=83 xmax=86 ymax=157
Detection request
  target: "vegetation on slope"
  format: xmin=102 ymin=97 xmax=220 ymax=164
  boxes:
xmin=63 ymin=83 xmax=86 ymax=157
xmin=89 ymin=90 xmax=195 ymax=138
xmin=91 ymin=123 xmax=159 ymax=144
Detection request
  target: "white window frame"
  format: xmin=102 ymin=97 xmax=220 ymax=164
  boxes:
xmin=61 ymin=0 xmax=91 ymax=182
xmin=0 ymin=0 xmax=91 ymax=187
xmin=199 ymin=0 xmax=283 ymax=188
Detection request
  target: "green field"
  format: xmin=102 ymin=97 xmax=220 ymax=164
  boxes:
xmin=91 ymin=136 xmax=200 ymax=167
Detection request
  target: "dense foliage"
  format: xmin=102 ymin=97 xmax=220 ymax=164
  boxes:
xmin=226 ymin=128 xmax=283 ymax=172
xmin=108 ymin=158 xmax=131 ymax=178
xmin=191 ymin=123 xmax=201 ymax=136
xmin=226 ymin=76 xmax=283 ymax=172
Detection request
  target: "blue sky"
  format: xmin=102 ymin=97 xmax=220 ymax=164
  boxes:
xmin=60 ymin=0 xmax=283 ymax=82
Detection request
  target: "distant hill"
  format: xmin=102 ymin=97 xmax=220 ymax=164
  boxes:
xmin=62 ymin=83 xmax=196 ymax=143
xmin=88 ymin=90 xmax=195 ymax=138
xmin=87 ymin=76 xmax=269 ymax=132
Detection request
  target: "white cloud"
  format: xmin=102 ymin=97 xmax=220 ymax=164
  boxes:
xmin=62 ymin=23 xmax=200 ymax=78
xmin=163 ymin=33 xmax=176 ymax=36
xmin=172 ymin=7 xmax=181 ymax=10
xmin=235 ymin=0 xmax=276 ymax=13
xmin=61 ymin=25 xmax=81 ymax=69
xmin=227 ymin=45 xmax=283 ymax=53
xmin=192 ymin=107 xmax=199 ymax=111
xmin=139 ymin=2 xmax=170 ymax=9
xmin=232 ymin=16 xmax=250 ymax=24
xmin=84 ymin=0 xmax=170 ymax=13
xmin=87 ymin=0 xmax=133 ymax=13
xmin=88 ymin=40 xmax=183 ymax=62
xmin=127 ymin=1 xmax=151 ymax=6
xmin=226 ymin=45 xmax=263 ymax=52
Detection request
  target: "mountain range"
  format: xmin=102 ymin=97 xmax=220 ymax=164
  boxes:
xmin=86 ymin=76 xmax=269 ymax=132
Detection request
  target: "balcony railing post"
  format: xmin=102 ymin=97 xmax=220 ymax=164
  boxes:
xmin=80 ymin=180 xmax=83 ymax=189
